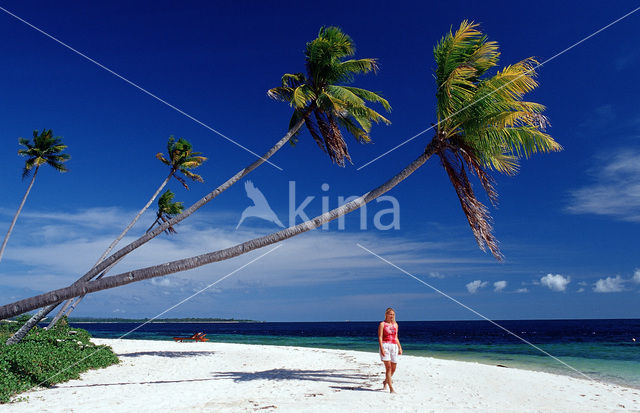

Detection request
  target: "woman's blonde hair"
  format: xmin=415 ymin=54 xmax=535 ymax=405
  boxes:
xmin=385 ymin=307 xmax=395 ymax=314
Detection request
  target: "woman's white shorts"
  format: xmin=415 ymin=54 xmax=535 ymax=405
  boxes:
xmin=380 ymin=342 xmax=399 ymax=363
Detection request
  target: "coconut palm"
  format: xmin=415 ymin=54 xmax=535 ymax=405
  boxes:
xmin=0 ymin=130 xmax=70 ymax=264
xmin=155 ymin=137 xmax=206 ymax=189
xmin=40 ymin=137 xmax=206 ymax=331
xmin=5 ymin=26 xmax=391 ymax=342
xmin=268 ymin=26 xmax=391 ymax=166
xmin=0 ymin=21 xmax=562 ymax=323
xmin=146 ymin=190 xmax=184 ymax=234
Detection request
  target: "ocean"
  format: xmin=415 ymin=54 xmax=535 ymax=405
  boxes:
xmin=67 ymin=318 xmax=640 ymax=389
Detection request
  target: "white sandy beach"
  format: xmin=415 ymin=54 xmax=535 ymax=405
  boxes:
xmin=2 ymin=338 xmax=638 ymax=412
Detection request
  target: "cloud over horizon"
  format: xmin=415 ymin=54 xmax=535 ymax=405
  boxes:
xmin=593 ymin=275 xmax=626 ymax=293
xmin=466 ymin=280 xmax=488 ymax=294
xmin=493 ymin=280 xmax=507 ymax=292
xmin=540 ymin=274 xmax=570 ymax=292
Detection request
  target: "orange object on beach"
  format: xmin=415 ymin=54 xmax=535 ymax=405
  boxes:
xmin=172 ymin=332 xmax=209 ymax=342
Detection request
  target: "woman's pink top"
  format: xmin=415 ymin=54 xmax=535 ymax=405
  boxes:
xmin=382 ymin=322 xmax=397 ymax=343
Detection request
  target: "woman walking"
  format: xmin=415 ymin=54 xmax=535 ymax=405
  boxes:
xmin=379 ymin=307 xmax=402 ymax=393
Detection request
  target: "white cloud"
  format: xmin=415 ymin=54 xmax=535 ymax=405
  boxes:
xmin=577 ymin=288 xmax=585 ymax=293
xmin=593 ymin=275 xmax=626 ymax=293
xmin=567 ymin=148 xmax=640 ymax=222
xmin=466 ymin=280 xmax=488 ymax=294
xmin=515 ymin=288 xmax=528 ymax=293
xmin=540 ymin=274 xmax=570 ymax=292
xmin=632 ymin=269 xmax=640 ymax=284
xmin=428 ymin=272 xmax=446 ymax=279
xmin=150 ymin=278 xmax=173 ymax=287
xmin=493 ymin=280 xmax=507 ymax=292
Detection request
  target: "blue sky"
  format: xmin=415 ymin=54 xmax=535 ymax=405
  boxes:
xmin=0 ymin=1 xmax=639 ymax=321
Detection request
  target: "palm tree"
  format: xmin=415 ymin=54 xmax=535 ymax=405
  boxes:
xmin=0 ymin=21 xmax=561 ymax=322
xmin=40 ymin=137 xmax=205 ymax=331
xmin=146 ymin=190 xmax=184 ymax=234
xmin=268 ymin=26 xmax=391 ymax=166
xmin=0 ymin=130 xmax=70 ymax=264
xmin=4 ymin=26 xmax=392 ymax=343
xmin=41 ymin=30 xmax=387 ymax=328
xmin=155 ymin=137 xmax=206 ymax=189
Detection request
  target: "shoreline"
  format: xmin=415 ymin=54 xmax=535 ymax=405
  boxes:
xmin=66 ymin=334 xmax=640 ymax=389
xmin=4 ymin=338 xmax=637 ymax=412
xmin=64 ymin=321 xmax=259 ymax=324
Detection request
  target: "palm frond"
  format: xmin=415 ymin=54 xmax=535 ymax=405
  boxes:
xmin=341 ymin=86 xmax=391 ymax=111
xmin=439 ymin=150 xmax=502 ymax=260
xmin=431 ymin=21 xmax=561 ymax=261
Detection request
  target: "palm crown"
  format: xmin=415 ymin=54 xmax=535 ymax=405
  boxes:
xmin=156 ymin=137 xmax=207 ymax=189
xmin=433 ymin=21 xmax=562 ymax=259
xmin=268 ymin=26 xmax=391 ymax=166
xmin=150 ymin=190 xmax=184 ymax=234
xmin=18 ymin=129 xmax=70 ymax=179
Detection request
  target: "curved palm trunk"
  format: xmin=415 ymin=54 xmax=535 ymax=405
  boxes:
xmin=12 ymin=172 xmax=175 ymax=341
xmin=42 ymin=172 xmax=175 ymax=331
xmin=56 ymin=117 xmax=304 ymax=288
xmin=0 ymin=139 xmax=440 ymax=320
xmin=3 ymin=119 xmax=305 ymax=341
xmin=0 ymin=166 xmax=39 ymax=264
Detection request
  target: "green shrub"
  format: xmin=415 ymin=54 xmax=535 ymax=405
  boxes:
xmin=0 ymin=316 xmax=119 ymax=403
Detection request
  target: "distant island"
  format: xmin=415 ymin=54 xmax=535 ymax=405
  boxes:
xmin=41 ymin=317 xmax=261 ymax=324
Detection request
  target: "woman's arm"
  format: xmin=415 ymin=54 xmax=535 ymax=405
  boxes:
xmin=396 ymin=323 xmax=402 ymax=355
xmin=378 ymin=322 xmax=385 ymax=355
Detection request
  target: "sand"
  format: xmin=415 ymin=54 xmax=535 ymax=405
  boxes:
xmin=1 ymin=338 xmax=638 ymax=412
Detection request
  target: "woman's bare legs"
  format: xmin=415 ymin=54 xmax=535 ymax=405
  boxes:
xmin=383 ymin=360 xmax=395 ymax=393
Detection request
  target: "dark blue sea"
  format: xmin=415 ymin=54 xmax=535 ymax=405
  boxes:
xmin=67 ymin=319 xmax=640 ymax=388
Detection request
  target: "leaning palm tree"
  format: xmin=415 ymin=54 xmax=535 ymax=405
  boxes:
xmin=0 ymin=130 xmax=70 ymax=264
xmin=268 ymin=26 xmax=391 ymax=166
xmin=40 ymin=137 xmax=206 ymax=331
xmin=4 ymin=26 xmax=392 ymax=343
xmin=0 ymin=21 xmax=562 ymax=323
xmin=45 ymin=29 xmax=387 ymax=326
xmin=146 ymin=190 xmax=184 ymax=234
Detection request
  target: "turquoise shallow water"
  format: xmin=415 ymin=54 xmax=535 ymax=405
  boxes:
xmin=193 ymin=334 xmax=640 ymax=388
xmin=69 ymin=319 xmax=640 ymax=389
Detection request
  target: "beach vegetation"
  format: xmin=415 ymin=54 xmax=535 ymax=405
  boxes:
xmin=0 ymin=315 xmax=118 ymax=403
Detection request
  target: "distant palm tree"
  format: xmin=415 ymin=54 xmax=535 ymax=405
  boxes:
xmin=41 ymin=137 xmax=205 ymax=331
xmin=0 ymin=21 xmax=562 ymax=322
xmin=268 ymin=26 xmax=391 ymax=166
xmin=155 ymin=137 xmax=206 ymax=189
xmin=0 ymin=130 xmax=70 ymax=264
xmin=146 ymin=190 xmax=184 ymax=234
